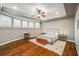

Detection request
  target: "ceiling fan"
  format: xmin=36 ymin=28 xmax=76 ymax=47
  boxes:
xmin=35 ymin=8 xmax=46 ymax=19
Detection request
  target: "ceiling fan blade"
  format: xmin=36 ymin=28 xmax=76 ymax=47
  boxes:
xmin=41 ymin=12 xmax=45 ymax=14
xmin=42 ymin=14 xmax=46 ymax=17
xmin=35 ymin=8 xmax=46 ymax=18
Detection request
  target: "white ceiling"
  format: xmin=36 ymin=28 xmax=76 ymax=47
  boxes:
xmin=0 ymin=3 xmax=67 ymax=21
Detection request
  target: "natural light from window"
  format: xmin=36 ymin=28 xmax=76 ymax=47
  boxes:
xmin=35 ymin=22 xmax=40 ymax=28
xmin=0 ymin=14 xmax=12 ymax=27
xmin=29 ymin=21 xmax=34 ymax=28
xmin=22 ymin=21 xmax=28 ymax=28
xmin=13 ymin=19 xmax=21 ymax=28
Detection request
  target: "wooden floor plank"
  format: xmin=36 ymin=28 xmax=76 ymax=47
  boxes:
xmin=62 ymin=41 xmax=78 ymax=56
xmin=0 ymin=39 xmax=78 ymax=56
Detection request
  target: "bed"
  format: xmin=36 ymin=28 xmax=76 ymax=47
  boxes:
xmin=37 ymin=29 xmax=59 ymax=44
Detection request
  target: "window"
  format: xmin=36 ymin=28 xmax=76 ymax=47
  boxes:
xmin=29 ymin=21 xmax=34 ymax=28
xmin=35 ymin=22 xmax=40 ymax=28
xmin=22 ymin=21 xmax=28 ymax=28
xmin=13 ymin=18 xmax=21 ymax=28
xmin=0 ymin=14 xmax=12 ymax=27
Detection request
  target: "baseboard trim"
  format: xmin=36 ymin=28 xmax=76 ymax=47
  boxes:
xmin=0 ymin=38 xmax=75 ymax=46
xmin=0 ymin=37 xmax=23 ymax=46
xmin=66 ymin=40 xmax=75 ymax=43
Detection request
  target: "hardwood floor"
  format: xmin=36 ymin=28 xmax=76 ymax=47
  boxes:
xmin=62 ymin=41 xmax=78 ymax=56
xmin=0 ymin=39 xmax=59 ymax=56
xmin=0 ymin=39 xmax=78 ymax=56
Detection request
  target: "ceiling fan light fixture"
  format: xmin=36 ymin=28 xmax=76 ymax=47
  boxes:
xmin=35 ymin=8 xmax=47 ymax=19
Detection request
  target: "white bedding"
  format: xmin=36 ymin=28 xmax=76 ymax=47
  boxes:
xmin=37 ymin=34 xmax=58 ymax=43
xmin=37 ymin=29 xmax=59 ymax=43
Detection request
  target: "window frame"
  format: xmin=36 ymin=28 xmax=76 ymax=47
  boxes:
xmin=35 ymin=22 xmax=40 ymax=28
xmin=0 ymin=14 xmax=12 ymax=28
xmin=28 ymin=21 xmax=34 ymax=28
xmin=13 ymin=18 xmax=21 ymax=28
xmin=22 ymin=20 xmax=28 ymax=28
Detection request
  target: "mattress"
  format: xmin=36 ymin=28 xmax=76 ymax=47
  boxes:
xmin=37 ymin=34 xmax=58 ymax=43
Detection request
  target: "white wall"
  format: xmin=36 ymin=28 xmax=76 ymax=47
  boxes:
xmin=0 ymin=11 xmax=41 ymax=45
xmin=0 ymin=28 xmax=41 ymax=44
xmin=75 ymin=5 xmax=79 ymax=55
xmin=42 ymin=17 xmax=75 ymax=41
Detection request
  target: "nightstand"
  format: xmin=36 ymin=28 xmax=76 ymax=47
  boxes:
xmin=58 ymin=35 xmax=67 ymax=41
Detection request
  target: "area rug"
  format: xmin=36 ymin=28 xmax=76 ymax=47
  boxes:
xmin=29 ymin=39 xmax=66 ymax=55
